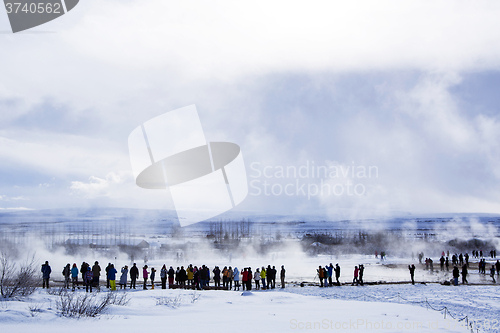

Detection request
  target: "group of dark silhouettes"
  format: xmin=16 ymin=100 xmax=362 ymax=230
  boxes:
xmin=409 ymin=249 xmax=499 ymax=286
xmin=39 ymin=249 xmax=499 ymax=292
xmin=41 ymin=261 xmax=287 ymax=292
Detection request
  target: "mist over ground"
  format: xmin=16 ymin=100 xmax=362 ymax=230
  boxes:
xmin=1 ymin=208 xmax=498 ymax=284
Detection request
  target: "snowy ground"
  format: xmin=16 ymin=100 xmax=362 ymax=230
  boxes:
xmin=285 ymin=284 xmax=500 ymax=332
xmin=0 ymin=286 xmax=477 ymax=333
xmin=2 ymin=253 xmax=498 ymax=332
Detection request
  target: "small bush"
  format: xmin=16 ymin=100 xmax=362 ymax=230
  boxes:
xmin=190 ymin=292 xmax=201 ymax=303
xmin=27 ymin=301 xmax=44 ymax=317
xmin=0 ymin=252 xmax=38 ymax=299
xmin=47 ymin=287 xmax=68 ymax=296
xmin=56 ymin=291 xmax=129 ymax=318
xmin=156 ymin=295 xmax=182 ymax=308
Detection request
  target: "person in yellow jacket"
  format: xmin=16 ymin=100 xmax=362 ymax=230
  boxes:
xmin=187 ymin=265 xmax=194 ymax=286
xmin=222 ymin=267 xmax=228 ymax=289
xmin=260 ymin=266 xmax=267 ymax=289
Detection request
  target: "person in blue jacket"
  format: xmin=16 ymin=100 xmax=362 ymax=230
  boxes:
xmin=41 ymin=261 xmax=52 ymax=289
xmin=327 ymin=264 xmax=334 ymax=287
xmin=233 ymin=267 xmax=240 ymax=291
xmin=108 ymin=264 xmax=118 ymax=291
xmin=71 ymin=263 xmax=79 ymax=291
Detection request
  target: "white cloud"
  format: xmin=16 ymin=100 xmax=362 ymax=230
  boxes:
xmin=1 ymin=1 xmax=500 ymax=215
xmin=0 ymin=207 xmax=32 ymax=211
xmin=64 ymin=0 xmax=500 ymax=78
xmin=0 ymin=195 xmax=28 ymax=201
xmin=70 ymin=172 xmax=124 ymax=198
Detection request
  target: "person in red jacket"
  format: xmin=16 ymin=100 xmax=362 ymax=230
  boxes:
xmin=317 ymin=266 xmax=324 ymax=287
xmin=241 ymin=268 xmax=248 ymax=291
xmin=352 ymin=266 xmax=359 ymax=286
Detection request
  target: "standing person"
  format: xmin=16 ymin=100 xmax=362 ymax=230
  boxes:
xmin=241 ymin=268 xmax=248 ymax=291
xmin=62 ymin=264 xmax=71 ymax=289
xmin=461 ymin=264 xmax=468 ymax=284
xmin=323 ymin=267 xmax=329 ymax=287
xmin=327 ymin=264 xmax=334 ymax=287
xmin=408 ymin=264 xmax=415 ymax=285
xmin=41 ymin=261 xmax=51 ymax=289
xmin=206 ymin=265 xmax=211 ymax=287
xmin=193 ymin=266 xmax=200 ymax=289
xmin=271 ymin=266 xmax=277 ymax=289
xmin=233 ymin=267 xmax=240 ymax=291
xmin=187 ymin=265 xmax=194 ymax=286
xmin=452 ymin=266 xmax=460 ymax=286
xmin=130 ymin=263 xmax=139 ymax=289
xmin=254 ymin=268 xmax=261 ymax=290
xmin=85 ymin=266 xmax=94 ymax=293
xmin=317 ymin=266 xmax=324 ymax=287
xmin=496 ymin=260 xmax=500 ymax=277
xmin=92 ymin=261 xmax=101 ymax=290
xmin=175 ymin=267 xmax=180 ymax=286
xmin=160 ymin=265 xmax=167 ymax=289
xmin=222 ymin=266 xmax=228 ymax=289
xmin=71 ymin=263 xmax=79 ymax=291
xmin=491 ymin=265 xmax=496 ymax=283
xmin=280 ymin=265 xmax=286 ymax=288
xmin=150 ymin=267 xmax=156 ymax=289
xmin=178 ymin=266 xmax=187 ymax=288
xmin=247 ymin=267 xmax=253 ymax=291
xmin=352 ymin=266 xmax=359 ymax=286
xmin=440 ymin=256 xmax=445 ymax=271
xmin=80 ymin=262 xmax=88 ymax=281
xmin=143 ymin=265 xmax=149 ymax=290
xmin=445 ymin=257 xmax=449 ymax=271
xmin=267 ymin=265 xmax=272 ymax=289
xmin=105 ymin=263 xmax=112 ymax=289
xmin=168 ymin=266 xmax=175 ymax=288
xmin=119 ymin=265 xmax=128 ymax=289
xmin=359 ymin=264 xmax=364 ymax=286
xmin=227 ymin=266 xmax=233 ymax=290
xmin=260 ymin=266 xmax=266 ymax=290
xmin=335 ymin=264 xmax=341 ymax=286
xmin=108 ymin=264 xmax=117 ymax=291
xmin=213 ymin=266 xmax=221 ymax=288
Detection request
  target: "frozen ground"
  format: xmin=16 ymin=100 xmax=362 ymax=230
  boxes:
xmin=0 ymin=286 xmax=478 ymax=333
xmin=284 ymin=284 xmax=500 ymax=332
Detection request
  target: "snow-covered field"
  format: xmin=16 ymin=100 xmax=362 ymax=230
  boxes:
xmin=0 ymin=286 xmax=480 ymax=333
xmin=2 ymin=256 xmax=499 ymax=333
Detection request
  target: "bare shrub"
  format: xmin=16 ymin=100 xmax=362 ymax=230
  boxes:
xmin=56 ymin=291 xmax=129 ymax=318
xmin=0 ymin=299 xmax=9 ymax=309
xmin=190 ymin=291 xmax=201 ymax=303
xmin=0 ymin=252 xmax=39 ymax=299
xmin=27 ymin=301 xmax=44 ymax=317
xmin=156 ymin=295 xmax=182 ymax=308
xmin=47 ymin=287 xmax=69 ymax=296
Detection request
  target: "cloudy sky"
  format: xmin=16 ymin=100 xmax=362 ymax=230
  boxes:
xmin=1 ymin=1 xmax=500 ymax=219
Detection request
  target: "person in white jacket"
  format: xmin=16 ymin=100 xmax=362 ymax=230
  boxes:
xmin=254 ymin=268 xmax=261 ymax=290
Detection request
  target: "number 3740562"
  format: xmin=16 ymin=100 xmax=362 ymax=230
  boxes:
xmin=5 ymin=2 xmax=62 ymax=14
